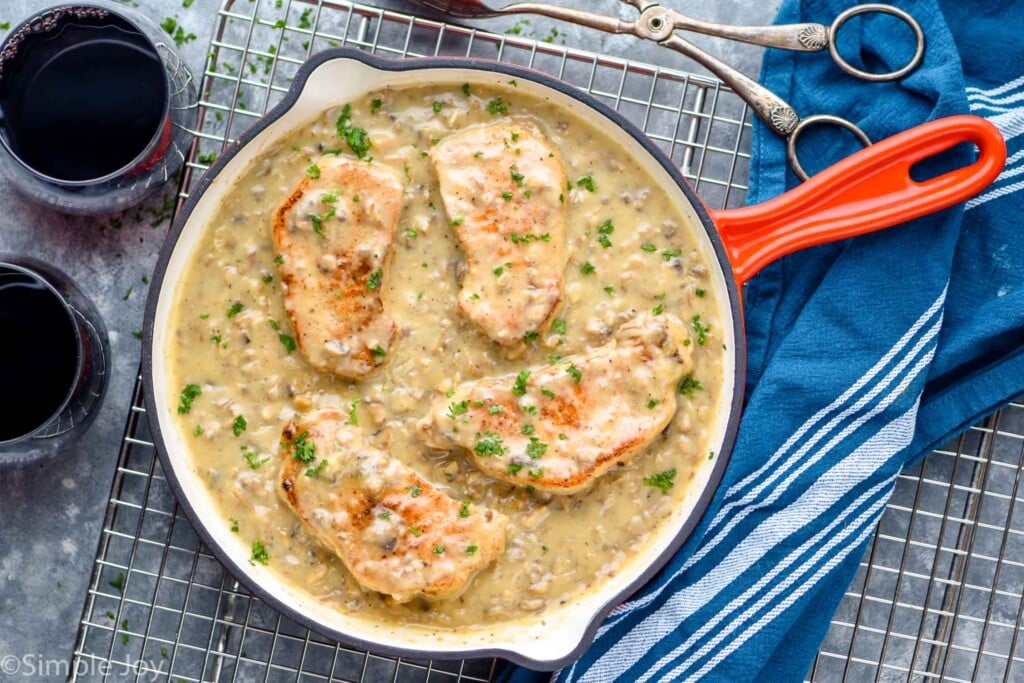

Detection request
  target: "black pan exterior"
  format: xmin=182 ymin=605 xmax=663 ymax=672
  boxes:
xmin=142 ymin=48 xmax=746 ymax=671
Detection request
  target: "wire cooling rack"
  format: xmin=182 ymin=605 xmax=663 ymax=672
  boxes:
xmin=69 ymin=1 xmax=1023 ymax=681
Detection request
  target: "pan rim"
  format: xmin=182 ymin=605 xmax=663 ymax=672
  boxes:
xmin=141 ymin=47 xmax=747 ymax=671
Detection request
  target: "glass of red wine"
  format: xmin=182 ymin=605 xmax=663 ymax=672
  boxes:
xmin=0 ymin=2 xmax=197 ymax=214
xmin=0 ymin=256 xmax=110 ymax=467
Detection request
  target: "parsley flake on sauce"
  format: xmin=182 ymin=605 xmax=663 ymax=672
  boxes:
xmin=691 ymin=315 xmax=711 ymax=345
xmin=177 ymin=384 xmax=201 ymax=414
xmin=226 ymin=301 xmax=244 ymax=317
xmin=232 ymin=415 xmax=247 ymax=436
xmin=644 ymin=468 xmax=676 ymax=494
xmin=250 ymin=540 xmax=270 ymax=565
xmin=278 ymin=334 xmax=297 ymax=354
xmin=447 ymin=401 xmax=469 ymax=419
xmin=335 ymin=104 xmax=372 ymax=158
xmin=305 ymin=164 xmax=320 ymax=179
xmin=576 ymin=175 xmax=597 ymax=192
xmin=579 ymin=262 xmax=596 ymax=275
xmin=459 ymin=500 xmax=471 ymax=517
xmin=566 ymin=363 xmax=583 ymax=384
xmin=486 ymin=97 xmax=510 ymax=115
xmin=678 ymin=376 xmax=704 ymax=398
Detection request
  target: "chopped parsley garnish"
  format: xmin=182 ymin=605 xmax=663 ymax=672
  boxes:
xmin=552 ymin=318 xmax=566 ymax=335
xmin=305 ymin=164 xmax=321 ymax=179
xmin=278 ymin=334 xmax=297 ymax=353
xmin=487 ymin=404 xmax=505 ymax=415
xmin=474 ymin=431 xmax=507 ymax=457
xmin=507 ymin=462 xmax=524 ymax=475
xmin=652 ymin=303 xmax=664 ymax=315
xmin=493 ymin=265 xmax=505 ymax=277
xmin=449 ymin=212 xmax=465 ymax=227
xmin=268 ymin=319 xmax=280 ymax=330
xmin=641 ymin=243 xmax=657 ymax=252
xmin=528 ymin=468 xmax=545 ymax=480
xmin=432 ymin=545 xmax=446 ymax=554
xmin=230 ymin=518 xmax=239 ymax=532
xmin=510 ymin=232 xmax=551 ymax=244
xmin=512 ymin=370 xmax=530 ymax=396
xmin=408 ymin=485 xmax=422 ymax=498
xmin=193 ymin=425 xmax=204 ymax=436
xmin=261 ymin=274 xmax=273 ymax=284
xmin=526 ymin=437 xmax=547 ymax=459
xmin=242 ymin=448 xmax=268 ymax=469
xmin=695 ymin=287 xmax=706 ymax=298
xmin=523 ymin=331 xmax=539 ymax=344
xmin=403 ymin=227 xmax=418 ymax=238
xmin=661 ymin=248 xmax=682 ymax=262
xmin=232 ymin=415 xmax=247 ymax=436
xmin=509 ymin=165 xmax=525 ymax=187
xmin=347 ymin=400 xmax=359 ymax=426
xmin=250 ymin=540 xmax=270 ymax=565
xmin=644 ymin=468 xmax=677 ymax=494
xmin=647 ymin=399 xmax=662 ymax=409
xmin=335 ymin=103 xmax=372 ymax=158
xmin=579 ymin=261 xmax=596 ymax=275
xmin=486 ymin=97 xmax=510 ymax=115
xmin=691 ymin=315 xmax=710 ymax=345
xmin=370 ymin=97 xmax=383 ymax=113
xmin=290 ymin=431 xmax=316 ymax=463
xmin=467 ymin=545 xmax=478 ymax=555
xmin=447 ymin=401 xmax=469 ymax=419
xmin=558 ymin=432 xmax=568 ymax=440
xmin=227 ymin=301 xmax=244 ymax=317
xmin=177 ymin=383 xmax=202 ymax=414
xmin=461 ymin=83 xmax=471 ymax=96
xmin=596 ymin=219 xmax=614 ymax=248
xmin=109 ymin=573 xmax=125 ymax=592
xmin=274 ymin=254 xmax=284 ymax=265
xmin=603 ymin=286 xmax=615 ymax=296
xmin=321 ymin=189 xmax=338 ymax=203
xmin=378 ymin=510 xmax=392 ymax=520
xmin=366 ymin=268 xmax=383 ymax=290
xmin=678 ymin=376 xmax=704 ymax=398
xmin=371 ymin=345 xmax=387 ymax=357
xmin=521 ymin=424 xmax=535 ymax=435
xmin=198 ymin=151 xmax=216 ymax=164
xmin=540 ymin=388 xmax=556 ymax=398
xmin=409 ymin=527 xmax=422 ymax=537
xmin=566 ymin=363 xmax=583 ymax=384
xmin=459 ymin=500 xmax=471 ymax=517
xmin=432 ymin=101 xmax=443 ymax=113
xmin=309 ymin=206 xmax=335 ymax=237
xmin=576 ymin=175 xmax=597 ymax=192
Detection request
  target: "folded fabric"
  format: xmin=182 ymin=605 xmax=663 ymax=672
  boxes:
xmin=498 ymin=0 xmax=1024 ymax=681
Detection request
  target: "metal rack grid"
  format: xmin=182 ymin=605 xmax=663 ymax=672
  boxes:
xmin=67 ymin=1 xmax=1023 ymax=681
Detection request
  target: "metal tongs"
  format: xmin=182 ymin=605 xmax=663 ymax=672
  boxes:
xmin=420 ymin=0 xmax=925 ymax=179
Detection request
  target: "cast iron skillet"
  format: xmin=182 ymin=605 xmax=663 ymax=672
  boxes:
xmin=143 ymin=48 xmax=1005 ymax=670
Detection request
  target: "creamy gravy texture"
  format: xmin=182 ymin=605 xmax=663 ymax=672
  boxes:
xmin=168 ymin=82 xmax=725 ymax=629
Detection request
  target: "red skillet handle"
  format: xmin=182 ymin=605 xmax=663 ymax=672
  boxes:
xmin=710 ymin=115 xmax=1006 ymax=285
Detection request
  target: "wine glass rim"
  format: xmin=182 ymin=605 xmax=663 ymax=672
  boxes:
xmin=0 ymin=2 xmax=173 ymax=187
xmin=0 ymin=258 xmax=85 ymax=446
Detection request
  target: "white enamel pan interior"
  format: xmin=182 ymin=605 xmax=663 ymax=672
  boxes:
xmin=143 ymin=49 xmax=744 ymax=670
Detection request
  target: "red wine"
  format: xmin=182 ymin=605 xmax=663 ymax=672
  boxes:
xmin=0 ymin=268 xmax=79 ymax=441
xmin=0 ymin=19 xmax=167 ymax=182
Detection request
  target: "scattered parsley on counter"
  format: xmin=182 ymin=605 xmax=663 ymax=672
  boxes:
xmin=177 ymin=383 xmax=202 ymax=414
xmin=109 ymin=572 xmax=125 ymax=593
xmin=644 ymin=468 xmax=676 ymax=494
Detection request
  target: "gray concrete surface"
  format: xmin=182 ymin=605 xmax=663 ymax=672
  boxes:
xmin=0 ymin=0 xmax=778 ymax=676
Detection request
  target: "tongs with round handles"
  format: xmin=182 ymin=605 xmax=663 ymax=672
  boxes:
xmin=418 ymin=0 xmax=925 ymax=180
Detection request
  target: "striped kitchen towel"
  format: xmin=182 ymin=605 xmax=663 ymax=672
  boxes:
xmin=500 ymin=0 xmax=1024 ymax=680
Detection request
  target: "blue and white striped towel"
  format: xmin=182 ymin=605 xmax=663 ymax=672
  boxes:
xmin=500 ymin=0 xmax=1024 ymax=680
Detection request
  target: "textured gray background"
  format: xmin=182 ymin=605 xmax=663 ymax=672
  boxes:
xmin=0 ymin=0 xmax=778 ymax=675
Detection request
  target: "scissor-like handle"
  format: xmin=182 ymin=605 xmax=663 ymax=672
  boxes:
xmin=649 ymin=3 xmax=924 ymax=82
